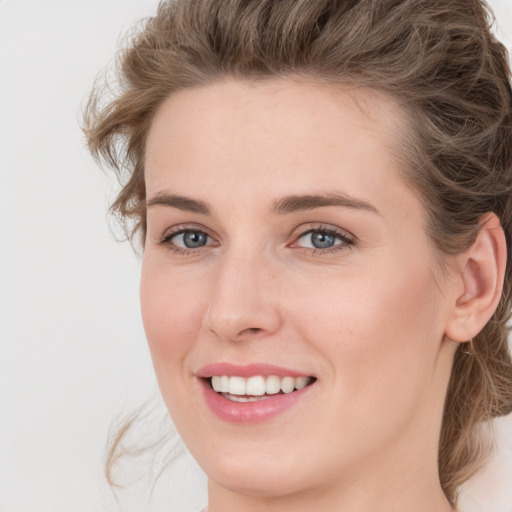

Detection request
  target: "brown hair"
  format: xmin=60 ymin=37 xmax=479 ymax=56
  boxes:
xmin=83 ymin=0 xmax=512 ymax=506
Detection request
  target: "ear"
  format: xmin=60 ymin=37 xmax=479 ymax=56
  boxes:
xmin=444 ymin=213 xmax=507 ymax=343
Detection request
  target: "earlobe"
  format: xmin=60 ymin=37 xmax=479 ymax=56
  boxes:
xmin=445 ymin=213 xmax=507 ymax=343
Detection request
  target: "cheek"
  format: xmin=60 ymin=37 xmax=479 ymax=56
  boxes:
xmin=294 ymin=253 xmax=439 ymax=344
xmin=291 ymin=254 xmax=443 ymax=423
xmin=140 ymin=259 xmax=206 ymax=386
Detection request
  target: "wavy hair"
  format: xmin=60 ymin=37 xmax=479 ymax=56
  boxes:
xmin=83 ymin=0 xmax=512 ymax=506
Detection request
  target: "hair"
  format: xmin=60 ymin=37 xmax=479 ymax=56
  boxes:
xmin=83 ymin=0 xmax=512 ymax=506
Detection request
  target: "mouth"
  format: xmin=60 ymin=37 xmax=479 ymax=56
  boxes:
xmin=197 ymin=363 xmax=317 ymax=422
xmin=208 ymin=375 xmax=316 ymax=402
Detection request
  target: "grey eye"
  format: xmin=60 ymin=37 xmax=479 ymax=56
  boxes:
xmin=310 ymin=232 xmax=337 ymax=249
xmin=174 ymin=230 xmax=209 ymax=248
xmin=293 ymin=227 xmax=355 ymax=252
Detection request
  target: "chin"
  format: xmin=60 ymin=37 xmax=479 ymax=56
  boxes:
xmin=207 ymin=461 xmax=309 ymax=499
xmin=191 ymin=433 xmax=337 ymax=501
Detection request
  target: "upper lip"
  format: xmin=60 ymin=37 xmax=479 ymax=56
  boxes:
xmin=196 ymin=362 xmax=314 ymax=379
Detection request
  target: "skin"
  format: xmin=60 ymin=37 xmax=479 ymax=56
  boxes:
xmin=140 ymin=79 xmax=503 ymax=512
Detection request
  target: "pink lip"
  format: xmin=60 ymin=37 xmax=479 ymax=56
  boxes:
xmin=196 ymin=362 xmax=311 ymax=378
xmin=196 ymin=363 xmax=315 ymax=424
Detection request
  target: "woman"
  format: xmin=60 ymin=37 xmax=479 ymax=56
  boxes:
xmin=84 ymin=0 xmax=512 ymax=510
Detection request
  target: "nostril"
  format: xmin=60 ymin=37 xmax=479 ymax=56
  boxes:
xmin=235 ymin=327 xmax=264 ymax=339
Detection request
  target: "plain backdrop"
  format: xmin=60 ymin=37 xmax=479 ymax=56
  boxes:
xmin=0 ymin=1 xmax=511 ymax=511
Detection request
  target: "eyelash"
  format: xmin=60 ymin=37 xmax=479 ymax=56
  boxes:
xmin=157 ymin=224 xmax=356 ymax=256
xmin=291 ymin=226 xmax=355 ymax=255
xmin=157 ymin=224 xmax=217 ymax=255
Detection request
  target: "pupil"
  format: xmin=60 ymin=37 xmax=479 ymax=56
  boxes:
xmin=311 ymin=232 xmax=335 ymax=249
xmin=184 ymin=231 xmax=207 ymax=248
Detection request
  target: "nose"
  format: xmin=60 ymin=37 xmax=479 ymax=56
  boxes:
xmin=203 ymin=250 xmax=282 ymax=343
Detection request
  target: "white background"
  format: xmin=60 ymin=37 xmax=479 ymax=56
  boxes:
xmin=0 ymin=1 xmax=511 ymax=511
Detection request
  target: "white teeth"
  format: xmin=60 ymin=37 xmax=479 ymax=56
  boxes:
xmin=210 ymin=375 xmax=312 ymax=395
xmin=246 ymin=376 xmax=266 ymax=396
xmin=281 ymin=376 xmax=295 ymax=394
xmin=211 ymin=376 xmax=221 ymax=391
xmin=225 ymin=394 xmax=268 ymax=402
xmin=219 ymin=375 xmax=230 ymax=393
xmin=265 ymin=375 xmax=281 ymax=394
xmin=294 ymin=376 xmax=309 ymax=390
xmin=229 ymin=376 xmax=246 ymax=395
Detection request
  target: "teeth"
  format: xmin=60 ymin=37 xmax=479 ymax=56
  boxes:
xmin=229 ymin=376 xmax=246 ymax=395
xmin=219 ymin=375 xmax=230 ymax=392
xmin=281 ymin=376 xmax=295 ymax=394
xmin=265 ymin=375 xmax=281 ymax=395
xmin=295 ymin=376 xmax=309 ymax=390
xmin=211 ymin=375 xmax=231 ymax=393
xmin=211 ymin=376 xmax=221 ymax=391
xmin=246 ymin=376 xmax=266 ymax=396
xmin=210 ymin=375 xmax=312 ymax=396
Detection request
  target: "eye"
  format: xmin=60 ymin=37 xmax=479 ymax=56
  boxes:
xmin=301 ymin=231 xmax=338 ymax=249
xmin=159 ymin=227 xmax=217 ymax=253
xmin=292 ymin=227 xmax=355 ymax=252
xmin=173 ymin=230 xmax=210 ymax=249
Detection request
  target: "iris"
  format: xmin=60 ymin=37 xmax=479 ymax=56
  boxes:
xmin=310 ymin=231 xmax=337 ymax=249
xmin=182 ymin=231 xmax=207 ymax=248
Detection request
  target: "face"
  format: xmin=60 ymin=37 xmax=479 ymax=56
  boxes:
xmin=141 ymin=79 xmax=457 ymax=500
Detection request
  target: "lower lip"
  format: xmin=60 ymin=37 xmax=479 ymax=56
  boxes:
xmin=200 ymin=379 xmax=314 ymax=423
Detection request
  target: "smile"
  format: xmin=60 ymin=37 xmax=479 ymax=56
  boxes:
xmin=197 ymin=364 xmax=316 ymax=423
xmin=210 ymin=375 xmax=312 ymax=401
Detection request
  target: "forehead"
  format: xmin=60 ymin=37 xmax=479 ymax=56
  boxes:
xmin=144 ymin=78 xmax=415 ymax=219
xmin=145 ymin=78 xmax=404 ymax=160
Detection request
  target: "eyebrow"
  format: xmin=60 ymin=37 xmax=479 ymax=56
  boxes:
xmin=146 ymin=193 xmax=211 ymax=215
xmin=272 ymin=193 xmax=379 ymax=215
xmin=145 ymin=192 xmax=379 ymax=216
